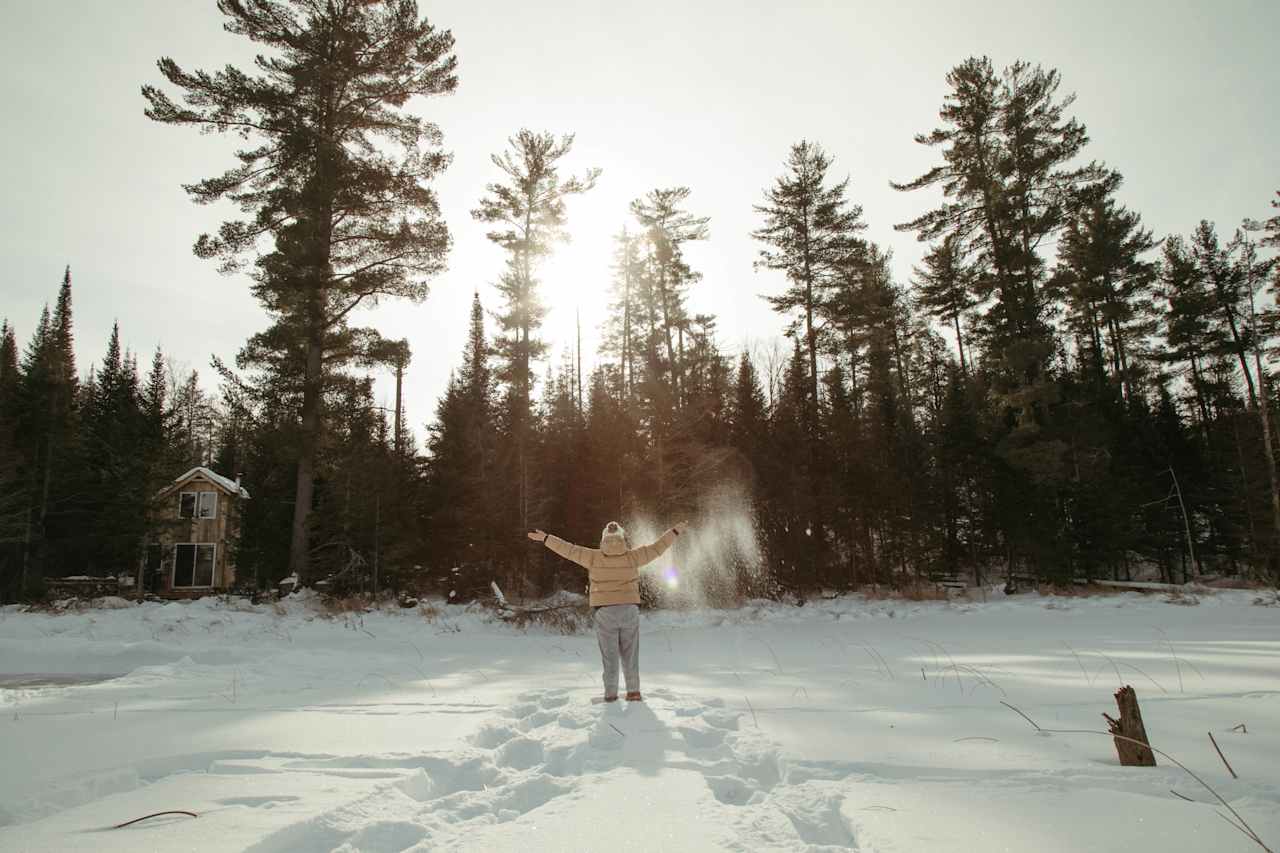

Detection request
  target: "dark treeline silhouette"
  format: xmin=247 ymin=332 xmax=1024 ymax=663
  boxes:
xmin=2 ymin=3 xmax=1278 ymax=603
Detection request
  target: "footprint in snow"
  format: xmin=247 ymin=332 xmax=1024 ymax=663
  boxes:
xmin=245 ymin=689 xmax=859 ymax=851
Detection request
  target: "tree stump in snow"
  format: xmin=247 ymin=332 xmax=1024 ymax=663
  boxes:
xmin=1102 ymin=686 xmax=1156 ymax=766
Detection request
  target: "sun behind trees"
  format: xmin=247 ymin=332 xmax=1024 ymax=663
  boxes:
xmin=471 ymin=129 xmax=600 ymax=594
xmin=4 ymin=43 xmax=1279 ymax=603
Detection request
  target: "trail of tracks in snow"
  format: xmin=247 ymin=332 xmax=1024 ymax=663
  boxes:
xmin=227 ymin=686 xmax=861 ymax=852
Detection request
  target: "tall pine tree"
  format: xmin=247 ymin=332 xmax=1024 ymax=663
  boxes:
xmin=471 ymin=129 xmax=598 ymax=576
xmin=144 ymin=0 xmax=457 ymax=577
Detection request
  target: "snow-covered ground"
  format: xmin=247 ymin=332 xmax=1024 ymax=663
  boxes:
xmin=0 ymin=588 xmax=1277 ymax=852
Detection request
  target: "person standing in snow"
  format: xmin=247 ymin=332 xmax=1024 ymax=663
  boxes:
xmin=527 ymin=520 xmax=688 ymax=703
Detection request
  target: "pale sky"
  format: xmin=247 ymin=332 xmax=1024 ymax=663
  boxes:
xmin=2 ymin=0 xmax=1276 ymax=443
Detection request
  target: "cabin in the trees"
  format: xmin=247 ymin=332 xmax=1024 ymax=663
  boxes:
xmin=145 ymin=467 xmax=250 ymax=597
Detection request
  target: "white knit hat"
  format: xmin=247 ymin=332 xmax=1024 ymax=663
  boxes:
xmin=600 ymin=521 xmax=628 ymax=555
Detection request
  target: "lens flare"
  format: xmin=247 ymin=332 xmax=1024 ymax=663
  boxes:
xmin=663 ymin=567 xmax=679 ymax=589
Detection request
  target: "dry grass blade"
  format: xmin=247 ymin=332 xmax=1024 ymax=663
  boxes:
xmin=999 ymin=700 xmax=1043 ymax=731
xmin=1000 ymin=702 xmax=1272 ymax=852
xmin=751 ymin=636 xmax=783 ymax=674
xmin=1208 ymin=731 xmax=1238 ymax=779
xmin=1063 ymin=641 xmax=1092 ymax=685
xmin=862 ymin=647 xmax=889 ymax=680
xmin=356 ymin=671 xmax=395 ymax=687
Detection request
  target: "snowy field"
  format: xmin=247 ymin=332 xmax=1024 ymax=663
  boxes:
xmin=0 ymin=588 xmax=1277 ymax=852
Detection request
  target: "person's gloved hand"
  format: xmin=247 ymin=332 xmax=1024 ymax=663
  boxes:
xmin=527 ymin=529 xmax=548 ymax=542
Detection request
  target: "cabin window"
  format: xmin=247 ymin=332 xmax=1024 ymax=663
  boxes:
xmin=179 ymin=490 xmax=218 ymax=519
xmin=173 ymin=543 xmax=216 ymax=588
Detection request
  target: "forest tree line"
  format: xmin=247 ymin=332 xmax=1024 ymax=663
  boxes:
xmin=2 ymin=3 xmax=1279 ymax=603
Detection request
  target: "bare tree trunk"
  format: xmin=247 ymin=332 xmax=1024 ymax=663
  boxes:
xmin=621 ymin=230 xmax=633 ymax=400
xmin=953 ymin=312 xmax=968 ymax=377
xmin=1232 ymin=417 xmax=1260 ymax=563
xmin=1168 ymin=467 xmax=1201 ymax=577
xmin=394 ymin=361 xmax=404 ymax=457
xmin=29 ymin=435 xmax=56 ymax=587
xmin=1248 ymin=275 xmax=1280 ymax=577
xmin=20 ymin=509 xmax=31 ymax=595
xmin=657 ymin=266 xmax=681 ymax=408
xmin=289 ymin=332 xmax=323 ymax=577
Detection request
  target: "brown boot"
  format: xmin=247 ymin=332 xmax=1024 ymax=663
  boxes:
xmin=603 ymin=694 xmax=619 ymax=703
xmin=625 ymin=691 xmax=643 ymax=702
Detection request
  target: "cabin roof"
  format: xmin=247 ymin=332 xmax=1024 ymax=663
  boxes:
xmin=160 ymin=466 xmax=251 ymax=499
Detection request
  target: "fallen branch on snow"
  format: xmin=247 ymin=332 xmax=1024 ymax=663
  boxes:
xmin=114 ymin=811 xmax=197 ymax=828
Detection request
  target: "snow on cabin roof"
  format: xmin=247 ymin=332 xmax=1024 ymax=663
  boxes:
xmin=162 ymin=466 xmax=251 ymax=499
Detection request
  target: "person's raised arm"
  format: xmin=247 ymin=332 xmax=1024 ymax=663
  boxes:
xmin=529 ymin=529 xmax=595 ymax=569
xmin=628 ymin=521 xmax=688 ymax=568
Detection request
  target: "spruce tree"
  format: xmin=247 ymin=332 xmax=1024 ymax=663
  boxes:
xmin=83 ymin=323 xmax=148 ymax=574
xmin=765 ymin=340 xmax=817 ymax=593
xmin=728 ymin=352 xmax=768 ymax=462
xmin=425 ymin=293 xmax=504 ymax=593
xmin=0 ymin=321 xmax=23 ymax=598
xmin=144 ymin=0 xmax=457 ymax=577
xmin=15 ymin=269 xmax=81 ymax=587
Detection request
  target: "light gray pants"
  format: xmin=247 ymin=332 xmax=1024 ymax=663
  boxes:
xmin=594 ymin=604 xmax=640 ymax=696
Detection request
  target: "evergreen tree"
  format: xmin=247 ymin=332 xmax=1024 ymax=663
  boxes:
xmin=1191 ymin=221 xmax=1257 ymax=407
xmin=16 ymin=269 xmax=81 ymax=588
xmin=1159 ymin=235 xmax=1224 ymax=431
xmin=762 ymin=340 xmax=816 ymax=593
xmin=600 ymin=226 xmax=647 ymax=401
xmin=894 ymin=57 xmax=1109 ymax=415
xmin=141 ymin=348 xmax=169 ymax=469
xmin=171 ymin=370 xmax=219 ymax=468
xmin=471 ymin=129 xmax=598 ymax=571
xmin=912 ymin=234 xmax=978 ymax=376
xmin=0 ymin=321 xmax=16 ymax=393
xmin=0 ymin=321 xmax=23 ymax=599
xmin=426 ymin=293 xmax=499 ymax=594
xmin=820 ymin=362 xmax=868 ymax=586
xmin=630 ymin=187 xmax=709 ymax=407
xmin=144 ymin=0 xmax=457 ymax=577
xmin=754 ymin=140 xmax=866 ymax=414
xmin=82 ymin=323 xmax=148 ymax=574
xmin=534 ymin=354 xmax=588 ymax=594
xmin=1052 ymin=186 xmax=1158 ymax=400
xmin=728 ymin=352 xmax=768 ymax=463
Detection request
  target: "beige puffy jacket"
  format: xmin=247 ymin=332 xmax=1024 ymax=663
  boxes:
xmin=544 ymin=528 xmax=679 ymax=607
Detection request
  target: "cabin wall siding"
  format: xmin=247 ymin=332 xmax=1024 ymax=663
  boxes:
xmin=153 ymin=474 xmax=242 ymax=595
